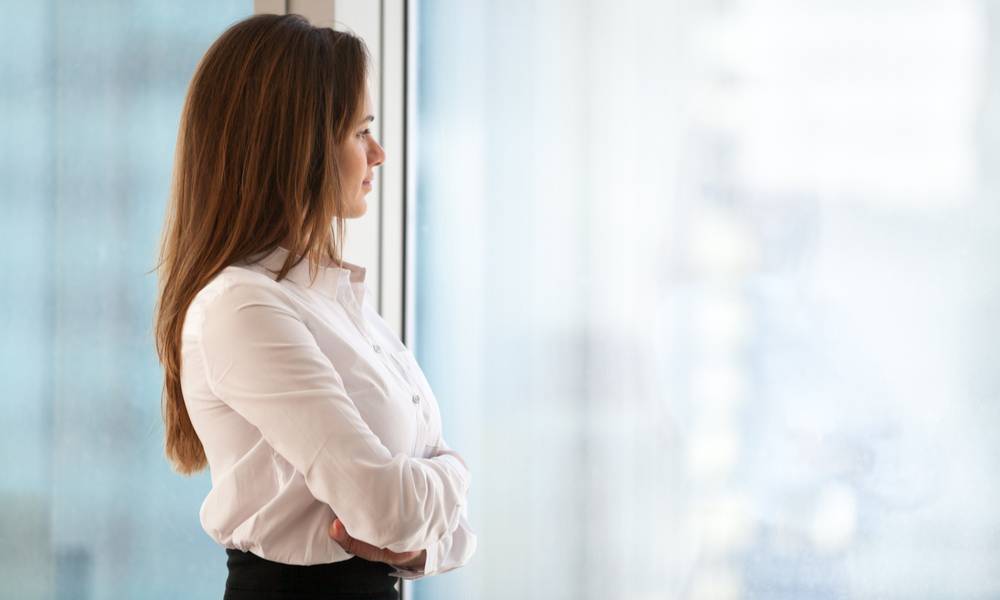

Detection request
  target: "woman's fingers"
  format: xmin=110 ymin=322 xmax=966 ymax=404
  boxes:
xmin=329 ymin=518 xmax=382 ymax=561
xmin=328 ymin=518 xmax=422 ymax=567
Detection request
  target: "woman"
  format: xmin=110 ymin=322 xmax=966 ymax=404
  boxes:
xmin=153 ymin=13 xmax=477 ymax=600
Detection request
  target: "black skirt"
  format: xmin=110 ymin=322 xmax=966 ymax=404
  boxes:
xmin=223 ymin=548 xmax=400 ymax=600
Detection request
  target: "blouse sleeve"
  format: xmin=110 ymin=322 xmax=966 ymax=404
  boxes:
xmin=196 ymin=279 xmax=470 ymax=553
xmin=387 ymin=438 xmax=479 ymax=579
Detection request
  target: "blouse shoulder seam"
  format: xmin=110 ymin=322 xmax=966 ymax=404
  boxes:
xmin=193 ymin=267 xmax=304 ymax=394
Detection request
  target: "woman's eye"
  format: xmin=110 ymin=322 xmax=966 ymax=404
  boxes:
xmin=359 ymin=129 xmax=371 ymax=138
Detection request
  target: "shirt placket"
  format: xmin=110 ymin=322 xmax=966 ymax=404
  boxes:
xmin=337 ymin=285 xmax=425 ymax=455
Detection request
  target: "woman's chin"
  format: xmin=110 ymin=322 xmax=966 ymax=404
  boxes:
xmin=348 ymin=198 xmax=367 ymax=218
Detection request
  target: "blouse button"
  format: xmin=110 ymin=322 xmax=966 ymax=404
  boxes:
xmin=411 ymin=394 xmax=421 ymax=404
xmin=373 ymin=344 xmax=381 ymax=353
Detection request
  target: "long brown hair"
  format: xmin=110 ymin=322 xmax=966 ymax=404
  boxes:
xmin=153 ymin=14 xmax=372 ymax=474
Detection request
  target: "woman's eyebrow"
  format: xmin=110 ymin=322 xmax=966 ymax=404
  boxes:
xmin=362 ymin=115 xmax=375 ymax=123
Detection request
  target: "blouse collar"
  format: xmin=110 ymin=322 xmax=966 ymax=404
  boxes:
xmin=243 ymin=245 xmax=368 ymax=305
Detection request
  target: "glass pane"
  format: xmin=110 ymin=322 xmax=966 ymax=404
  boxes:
xmin=1 ymin=2 xmax=252 ymax=598
xmin=413 ymin=1 xmax=1000 ymax=598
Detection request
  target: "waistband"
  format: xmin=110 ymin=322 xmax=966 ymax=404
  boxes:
xmin=224 ymin=548 xmax=399 ymax=597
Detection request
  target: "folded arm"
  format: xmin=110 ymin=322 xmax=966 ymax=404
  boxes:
xmin=386 ymin=438 xmax=479 ymax=579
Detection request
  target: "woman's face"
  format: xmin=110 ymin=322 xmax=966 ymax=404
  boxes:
xmin=337 ymin=88 xmax=385 ymax=218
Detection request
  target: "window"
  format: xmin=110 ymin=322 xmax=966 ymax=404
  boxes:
xmin=1 ymin=3 xmax=252 ymax=598
xmin=411 ymin=1 xmax=1000 ymax=598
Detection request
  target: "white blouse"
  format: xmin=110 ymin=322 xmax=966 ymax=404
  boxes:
xmin=179 ymin=245 xmax=477 ymax=579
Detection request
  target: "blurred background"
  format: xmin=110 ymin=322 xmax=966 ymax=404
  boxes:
xmin=3 ymin=0 xmax=1000 ymax=599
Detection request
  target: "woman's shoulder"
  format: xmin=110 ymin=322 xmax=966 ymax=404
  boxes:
xmin=199 ymin=263 xmax=289 ymax=301
xmin=183 ymin=264 xmax=298 ymax=335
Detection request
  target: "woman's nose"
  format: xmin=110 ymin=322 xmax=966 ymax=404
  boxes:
xmin=370 ymin=141 xmax=385 ymax=167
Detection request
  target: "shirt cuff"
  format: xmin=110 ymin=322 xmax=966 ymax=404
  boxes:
xmin=387 ymin=537 xmax=441 ymax=580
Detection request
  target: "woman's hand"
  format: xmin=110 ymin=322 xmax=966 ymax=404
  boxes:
xmin=328 ymin=518 xmax=426 ymax=571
